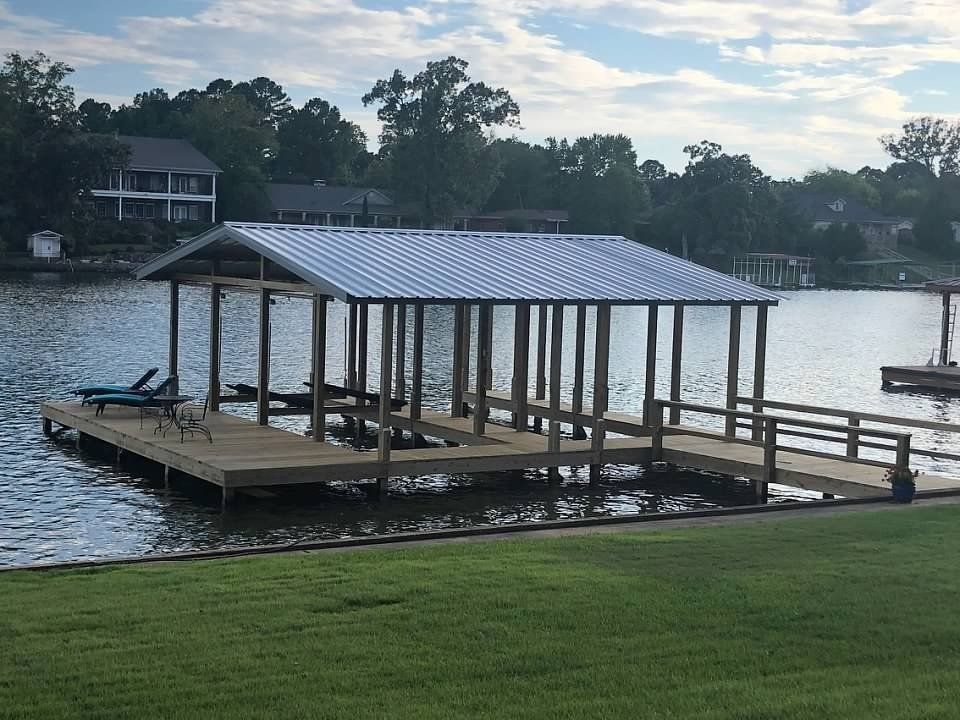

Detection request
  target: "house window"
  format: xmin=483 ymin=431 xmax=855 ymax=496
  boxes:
xmin=149 ymin=175 xmax=163 ymax=192
xmin=134 ymin=203 xmax=145 ymax=219
xmin=189 ymin=205 xmax=199 ymax=221
xmin=177 ymin=176 xmax=188 ymax=193
xmin=144 ymin=204 xmax=155 ymax=219
xmin=95 ymin=201 xmax=107 ymax=218
xmin=188 ymin=177 xmax=199 ymax=194
xmin=122 ymin=173 xmax=135 ymax=191
xmin=109 ymin=171 xmax=121 ymax=190
xmin=173 ymin=205 xmax=188 ymax=221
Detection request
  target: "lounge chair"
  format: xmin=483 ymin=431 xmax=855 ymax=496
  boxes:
xmin=74 ymin=367 xmax=159 ymax=399
xmin=82 ymin=375 xmax=178 ymax=416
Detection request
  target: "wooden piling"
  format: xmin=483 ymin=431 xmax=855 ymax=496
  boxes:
xmin=256 ymin=288 xmax=271 ymax=426
xmin=513 ymin=304 xmax=531 ymax=432
xmin=669 ymin=303 xmax=684 ymax=425
xmin=209 ymin=283 xmax=221 ymax=412
xmin=548 ymin=303 xmax=564 ymax=454
xmin=169 ymin=280 xmax=179 ymax=393
xmin=725 ymin=305 xmax=742 ymax=436
xmin=534 ymin=304 xmax=547 ymax=432
xmin=451 ymin=304 xmax=466 ymax=418
xmin=346 ymin=303 xmax=358 ymax=389
xmin=572 ymin=303 xmax=587 ymax=439
xmin=590 ymin=304 xmax=611 ymax=480
xmin=643 ymin=305 xmax=659 ymax=426
xmin=311 ymin=296 xmax=327 ymax=443
xmin=751 ymin=304 xmax=768 ymax=441
xmin=395 ymin=303 xmax=407 ymax=401
xmin=474 ymin=304 xmax=492 ymax=437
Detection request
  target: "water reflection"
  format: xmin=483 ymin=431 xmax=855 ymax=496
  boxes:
xmin=1 ymin=272 xmax=957 ymax=565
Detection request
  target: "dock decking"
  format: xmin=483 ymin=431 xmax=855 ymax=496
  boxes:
xmin=40 ymin=400 xmax=960 ymax=503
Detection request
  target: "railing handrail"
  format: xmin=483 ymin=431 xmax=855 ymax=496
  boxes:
xmin=736 ymin=396 xmax=960 ymax=435
xmin=656 ymin=399 xmax=910 ymax=442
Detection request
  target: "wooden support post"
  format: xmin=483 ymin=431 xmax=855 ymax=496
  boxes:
xmin=42 ymin=418 xmax=52 ymax=436
xmin=548 ymin=303 xmax=564 ymax=455
xmin=669 ymin=303 xmax=684 ymax=425
xmin=513 ymin=304 xmax=531 ymax=432
xmin=534 ymin=304 xmax=548 ymax=432
xmin=474 ymin=303 xmax=492 ymax=437
xmin=590 ymin=418 xmax=606 ymax=483
xmin=169 ymin=280 xmax=179 ymax=393
xmin=651 ymin=400 xmax=664 ymax=462
xmin=395 ymin=303 xmax=407 ymax=401
xmin=357 ymin=305 xmax=369 ymax=394
xmin=896 ymin=434 xmax=911 ymax=469
xmin=941 ymin=292 xmax=952 ymax=366
xmin=311 ymin=297 xmax=327 ymax=443
xmin=256 ymin=288 xmax=270 ymax=426
xmin=572 ymin=303 xmax=587 ymax=439
xmin=725 ymin=305 xmax=742 ymax=437
xmin=410 ymin=304 xmax=424 ymax=447
xmin=163 ymin=464 xmax=170 ymax=490
xmin=760 ymin=417 xmax=776 ymax=504
xmin=590 ymin=304 xmax=611 ymax=480
xmin=751 ymin=304 xmax=768 ymax=441
xmin=379 ymin=303 xmax=394 ymax=433
xmin=346 ymin=303 xmax=358 ymax=388
xmin=208 ymin=284 xmax=221 ymax=412
xmin=846 ymin=415 xmax=860 ymax=458
xmin=643 ymin=305 xmax=659 ymax=426
xmin=451 ymin=304 xmax=465 ymax=418
xmin=462 ymin=305 xmax=472 ymax=399
xmin=377 ymin=428 xmax=392 ymax=494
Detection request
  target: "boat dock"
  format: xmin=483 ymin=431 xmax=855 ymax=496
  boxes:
xmin=40 ymin=223 xmax=960 ymax=507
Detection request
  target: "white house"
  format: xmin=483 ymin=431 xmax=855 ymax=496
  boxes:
xmin=27 ymin=230 xmax=62 ymax=260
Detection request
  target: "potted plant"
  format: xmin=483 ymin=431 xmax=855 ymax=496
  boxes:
xmin=885 ymin=465 xmax=917 ymax=503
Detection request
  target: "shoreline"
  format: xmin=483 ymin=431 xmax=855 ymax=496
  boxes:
xmin=0 ymin=257 xmax=138 ymax=274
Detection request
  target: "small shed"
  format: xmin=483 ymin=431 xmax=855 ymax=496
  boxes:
xmin=27 ymin=230 xmax=63 ymax=260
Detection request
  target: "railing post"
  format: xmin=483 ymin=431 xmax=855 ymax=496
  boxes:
xmin=760 ymin=417 xmax=776 ymax=503
xmin=651 ymin=400 xmax=664 ymax=462
xmin=589 ymin=418 xmax=606 ymax=483
xmin=846 ymin=415 xmax=860 ymax=458
xmin=896 ymin=434 xmax=911 ymax=469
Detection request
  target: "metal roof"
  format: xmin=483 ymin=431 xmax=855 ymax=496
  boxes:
xmin=137 ymin=222 xmax=781 ymax=305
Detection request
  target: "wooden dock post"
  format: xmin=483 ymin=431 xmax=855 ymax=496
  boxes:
xmin=312 ymin=296 xmax=327 ymax=443
xmin=451 ymin=304 xmax=466 ymax=418
xmin=572 ymin=303 xmax=587 ymax=439
xmin=209 ymin=283 xmax=221 ymax=412
xmin=760 ymin=417 xmax=776 ymax=503
xmin=379 ymin=303 xmax=394 ymax=432
xmin=548 ymin=304 xmax=564 ymax=479
xmin=395 ymin=303 xmax=407 ymax=401
xmin=346 ymin=303 xmax=358 ymax=389
xmin=378 ymin=428 xmax=391 ymax=494
xmin=590 ymin=418 xmax=606 ymax=483
xmin=513 ymin=304 xmax=531 ymax=432
xmin=169 ymin=280 xmax=179 ymax=393
xmin=462 ymin=305 xmax=472 ymax=408
xmin=256 ymin=288 xmax=271 ymax=426
xmin=411 ymin=304 xmax=424 ymax=438
xmin=669 ymin=303 xmax=684 ymax=425
xmin=221 ymin=486 xmax=234 ymax=511
xmin=725 ymin=305 xmax=742 ymax=437
xmin=846 ymin=415 xmax=860 ymax=458
xmin=643 ymin=305 xmax=659 ymax=426
xmin=896 ymin=434 xmax=911 ymax=469
xmin=651 ymin=401 xmax=664 ymax=462
xmin=474 ymin=303 xmax=492 ymax=437
xmin=941 ymin=291 xmax=952 ymax=366
xmin=42 ymin=418 xmax=52 ymax=436
xmin=751 ymin=305 xmax=768 ymax=441
xmin=356 ymin=304 xmax=369 ymax=440
xmin=590 ymin=304 xmax=611 ymax=481
xmin=534 ymin=304 xmax=548 ymax=432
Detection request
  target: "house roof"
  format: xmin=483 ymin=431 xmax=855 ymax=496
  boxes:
xmin=118 ymin=135 xmax=222 ymax=173
xmin=137 ymin=222 xmax=780 ymax=305
xmin=266 ymin=184 xmax=398 ymax=214
xmin=788 ymin=191 xmax=903 ymax=225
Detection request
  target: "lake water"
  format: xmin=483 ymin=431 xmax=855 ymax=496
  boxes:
xmin=1 ymin=272 xmax=957 ymax=566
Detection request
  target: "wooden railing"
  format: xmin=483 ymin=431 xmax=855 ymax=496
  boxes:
xmin=649 ymin=399 xmax=912 ymax=485
xmin=736 ymin=396 xmax=960 ymax=465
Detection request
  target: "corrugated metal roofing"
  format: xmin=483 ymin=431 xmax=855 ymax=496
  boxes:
xmin=137 ymin=222 xmax=781 ymax=305
xmin=927 ymin=277 xmax=960 ymax=292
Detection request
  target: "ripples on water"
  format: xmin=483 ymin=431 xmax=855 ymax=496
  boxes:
xmin=1 ymin=272 xmax=957 ymax=565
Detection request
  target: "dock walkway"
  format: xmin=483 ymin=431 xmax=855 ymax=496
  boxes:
xmin=40 ymin=400 xmax=960 ymax=502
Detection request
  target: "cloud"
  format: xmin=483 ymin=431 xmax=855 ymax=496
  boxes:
xmin=0 ymin=0 xmax=957 ymax=177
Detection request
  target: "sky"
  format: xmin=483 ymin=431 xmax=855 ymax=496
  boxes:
xmin=1 ymin=0 xmax=958 ymax=178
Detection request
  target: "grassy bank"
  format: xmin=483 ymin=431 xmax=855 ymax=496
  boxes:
xmin=2 ymin=506 xmax=960 ymax=719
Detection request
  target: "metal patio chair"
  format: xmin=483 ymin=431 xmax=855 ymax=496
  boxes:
xmin=178 ymin=396 xmax=212 ymax=443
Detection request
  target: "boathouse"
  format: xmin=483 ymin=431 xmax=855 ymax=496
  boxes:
xmin=41 ymin=222 xmax=960 ymax=507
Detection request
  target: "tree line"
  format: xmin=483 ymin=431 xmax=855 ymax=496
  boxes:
xmin=1 ymin=51 xmax=959 ymax=266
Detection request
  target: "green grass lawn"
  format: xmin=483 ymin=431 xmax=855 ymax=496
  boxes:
xmin=3 ymin=505 xmax=960 ymax=719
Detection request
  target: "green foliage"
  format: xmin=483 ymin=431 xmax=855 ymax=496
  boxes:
xmin=3 ymin=505 xmax=960 ymax=718
xmin=801 ymin=222 xmax=866 ymax=261
xmin=803 ymin=167 xmax=881 ymax=208
xmin=880 ymin=116 xmax=960 ymax=176
xmin=363 ymin=56 xmax=520 ymax=224
xmin=274 ymin=98 xmax=366 ymax=184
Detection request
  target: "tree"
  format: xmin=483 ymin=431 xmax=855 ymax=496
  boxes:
xmin=880 ymin=116 xmax=960 ymax=176
xmin=0 ymin=52 xmax=126 ymax=243
xmin=77 ymin=98 xmax=112 ymax=133
xmin=363 ymin=56 xmax=520 ymax=224
xmin=274 ymin=98 xmax=366 ymax=183
xmin=485 ymin=139 xmax=556 ymax=210
xmin=233 ymin=77 xmax=293 ymax=129
xmin=803 ymin=167 xmax=881 ymax=208
xmin=184 ymin=94 xmax=276 ymax=221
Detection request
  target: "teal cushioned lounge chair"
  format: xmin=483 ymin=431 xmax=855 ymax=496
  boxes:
xmin=74 ymin=367 xmax=159 ymax=399
xmin=83 ymin=375 xmax=177 ymax=416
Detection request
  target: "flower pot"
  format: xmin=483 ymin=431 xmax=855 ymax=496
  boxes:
xmin=891 ymin=482 xmax=915 ymax=504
